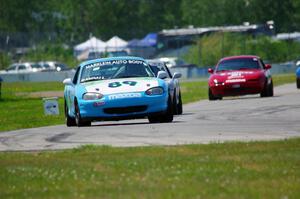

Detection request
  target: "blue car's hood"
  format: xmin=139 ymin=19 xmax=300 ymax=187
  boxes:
xmin=81 ymin=77 xmax=161 ymax=95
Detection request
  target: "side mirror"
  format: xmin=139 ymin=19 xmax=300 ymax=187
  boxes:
xmin=265 ymin=64 xmax=272 ymax=70
xmin=157 ymin=71 xmax=167 ymax=79
xmin=208 ymin=68 xmax=214 ymax=74
xmin=63 ymin=78 xmax=73 ymax=85
xmin=173 ymin=72 xmax=182 ymax=79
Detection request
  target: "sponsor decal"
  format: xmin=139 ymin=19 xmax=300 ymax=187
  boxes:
xmin=227 ymin=71 xmax=254 ymax=79
xmin=93 ymin=101 xmax=105 ymax=107
xmin=108 ymin=93 xmax=142 ymax=100
xmin=229 ymin=72 xmax=243 ymax=78
xmin=85 ymin=60 xmax=146 ymax=69
xmin=225 ymin=79 xmax=246 ymax=83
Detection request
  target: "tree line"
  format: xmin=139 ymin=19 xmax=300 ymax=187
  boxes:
xmin=0 ymin=0 xmax=299 ymax=44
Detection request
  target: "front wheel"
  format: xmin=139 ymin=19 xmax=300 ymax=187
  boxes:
xmin=297 ymin=78 xmax=300 ymax=89
xmin=75 ymin=102 xmax=91 ymax=127
xmin=268 ymin=80 xmax=274 ymax=97
xmin=208 ymin=88 xmax=222 ymax=100
xmin=261 ymin=80 xmax=273 ymax=97
xmin=148 ymin=96 xmax=173 ymax=123
xmin=177 ymin=92 xmax=183 ymax=115
xmin=64 ymin=100 xmax=76 ymax=127
xmin=260 ymin=82 xmax=268 ymax=97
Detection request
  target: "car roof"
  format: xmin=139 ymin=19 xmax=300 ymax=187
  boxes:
xmin=147 ymin=59 xmax=163 ymax=63
xmin=220 ymin=55 xmax=260 ymax=62
xmin=80 ymin=56 xmax=146 ymax=67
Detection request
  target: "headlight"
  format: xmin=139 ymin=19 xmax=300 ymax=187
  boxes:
xmin=83 ymin=92 xmax=103 ymax=100
xmin=145 ymin=87 xmax=164 ymax=95
xmin=213 ymin=79 xmax=224 ymax=86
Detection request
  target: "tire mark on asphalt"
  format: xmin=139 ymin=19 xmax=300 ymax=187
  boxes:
xmin=0 ymin=137 xmax=10 ymax=146
xmin=46 ymin=132 xmax=73 ymax=143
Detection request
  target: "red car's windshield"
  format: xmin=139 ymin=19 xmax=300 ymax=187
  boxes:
xmin=217 ymin=58 xmax=262 ymax=71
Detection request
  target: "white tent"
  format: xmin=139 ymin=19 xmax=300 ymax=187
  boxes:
xmin=105 ymin=36 xmax=128 ymax=52
xmin=74 ymin=36 xmax=106 ymax=53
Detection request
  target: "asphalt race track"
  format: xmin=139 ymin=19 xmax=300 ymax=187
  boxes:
xmin=0 ymin=83 xmax=299 ymax=151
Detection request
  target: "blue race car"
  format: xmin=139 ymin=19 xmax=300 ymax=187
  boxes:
xmin=63 ymin=57 xmax=173 ymax=126
xmin=296 ymin=66 xmax=300 ymax=89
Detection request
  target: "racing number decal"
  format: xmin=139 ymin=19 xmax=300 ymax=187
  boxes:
xmin=108 ymin=81 xmax=137 ymax=88
xmin=123 ymin=81 xmax=137 ymax=86
xmin=108 ymin=82 xmax=122 ymax=88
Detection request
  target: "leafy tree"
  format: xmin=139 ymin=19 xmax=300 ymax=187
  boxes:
xmin=184 ymin=33 xmax=300 ymax=66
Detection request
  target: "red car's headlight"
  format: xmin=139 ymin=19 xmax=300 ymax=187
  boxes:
xmin=213 ymin=79 xmax=224 ymax=85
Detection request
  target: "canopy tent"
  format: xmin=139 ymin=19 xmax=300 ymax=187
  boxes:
xmin=74 ymin=36 xmax=106 ymax=52
xmin=139 ymin=33 xmax=157 ymax=47
xmin=126 ymin=33 xmax=157 ymax=48
xmin=126 ymin=34 xmax=157 ymax=58
xmin=105 ymin=36 xmax=128 ymax=51
xmin=127 ymin=39 xmax=141 ymax=47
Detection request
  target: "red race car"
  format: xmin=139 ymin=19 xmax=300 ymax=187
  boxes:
xmin=208 ymin=55 xmax=273 ymax=100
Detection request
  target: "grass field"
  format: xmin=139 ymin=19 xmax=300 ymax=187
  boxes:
xmin=0 ymin=73 xmax=296 ymax=132
xmin=0 ymin=74 xmax=298 ymax=198
xmin=0 ymin=138 xmax=299 ymax=198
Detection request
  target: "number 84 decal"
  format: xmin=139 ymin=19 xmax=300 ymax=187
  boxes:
xmin=108 ymin=81 xmax=137 ymax=88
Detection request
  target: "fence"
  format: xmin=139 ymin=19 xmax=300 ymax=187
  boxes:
xmin=0 ymin=62 xmax=297 ymax=82
xmin=170 ymin=62 xmax=298 ymax=79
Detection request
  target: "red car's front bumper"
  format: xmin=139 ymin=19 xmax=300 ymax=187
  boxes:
xmin=210 ymin=79 xmax=265 ymax=97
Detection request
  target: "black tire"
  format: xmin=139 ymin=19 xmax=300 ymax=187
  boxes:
xmin=268 ymin=80 xmax=274 ymax=97
xmin=148 ymin=96 xmax=173 ymax=123
xmin=64 ymin=100 xmax=76 ymax=127
xmin=297 ymin=78 xmax=300 ymax=89
xmin=173 ymin=91 xmax=178 ymax=115
xmin=159 ymin=96 xmax=173 ymax=123
xmin=75 ymin=102 xmax=91 ymax=127
xmin=177 ymin=92 xmax=183 ymax=115
xmin=260 ymin=81 xmax=268 ymax=97
xmin=209 ymin=88 xmax=220 ymax=101
xmin=261 ymin=80 xmax=273 ymax=97
xmin=148 ymin=116 xmax=160 ymax=123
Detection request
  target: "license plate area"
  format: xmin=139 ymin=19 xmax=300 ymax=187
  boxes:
xmin=232 ymin=84 xmax=240 ymax=88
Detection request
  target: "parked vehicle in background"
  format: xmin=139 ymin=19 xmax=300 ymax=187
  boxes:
xmin=5 ymin=62 xmax=43 ymax=73
xmin=208 ymin=55 xmax=273 ymax=100
xmin=156 ymin=57 xmax=186 ymax=68
xmin=296 ymin=66 xmax=300 ymax=89
xmin=147 ymin=59 xmax=183 ymax=114
xmin=39 ymin=61 xmax=69 ymax=71
xmin=63 ymin=56 xmax=174 ymax=127
xmin=156 ymin=57 xmax=196 ymax=68
xmin=296 ymin=59 xmax=300 ymax=67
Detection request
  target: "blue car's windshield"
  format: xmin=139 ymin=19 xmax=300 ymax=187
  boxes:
xmin=217 ymin=58 xmax=261 ymax=71
xmin=80 ymin=59 xmax=155 ymax=83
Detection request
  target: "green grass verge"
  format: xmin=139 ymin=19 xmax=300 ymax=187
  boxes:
xmin=0 ymin=138 xmax=299 ymax=198
xmin=180 ymin=80 xmax=208 ymax=104
xmin=272 ymin=73 xmax=297 ymax=86
xmin=2 ymin=81 xmax=63 ymax=97
xmin=0 ymin=73 xmax=296 ymax=132
xmin=0 ymin=98 xmax=64 ymax=131
xmin=0 ymin=81 xmax=64 ymax=132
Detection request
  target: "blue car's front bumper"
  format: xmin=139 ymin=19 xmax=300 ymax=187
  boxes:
xmin=78 ymin=92 xmax=168 ymax=121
